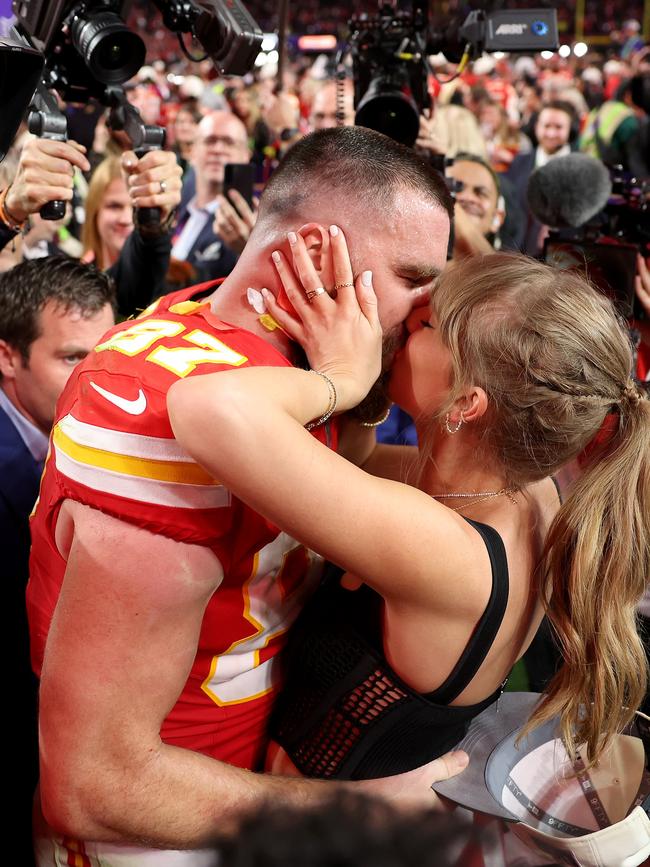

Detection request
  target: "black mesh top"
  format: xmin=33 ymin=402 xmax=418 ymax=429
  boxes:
xmin=269 ymin=518 xmax=510 ymax=780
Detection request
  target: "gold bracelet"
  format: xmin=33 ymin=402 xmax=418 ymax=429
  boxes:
xmin=305 ymin=370 xmax=337 ymax=431
xmin=0 ymin=187 xmax=27 ymax=232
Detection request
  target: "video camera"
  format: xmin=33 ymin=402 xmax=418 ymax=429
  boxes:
xmin=349 ymin=0 xmax=559 ymax=146
xmin=544 ymin=169 xmax=649 ymax=321
xmin=1 ymin=0 xmax=263 ymax=218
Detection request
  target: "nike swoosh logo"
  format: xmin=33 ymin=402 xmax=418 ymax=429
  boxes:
xmin=89 ymin=381 xmax=147 ymax=415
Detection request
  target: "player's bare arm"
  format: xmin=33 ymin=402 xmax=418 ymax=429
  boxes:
xmin=39 ymin=500 xmax=466 ymax=847
xmin=39 ymin=500 xmax=321 ymax=846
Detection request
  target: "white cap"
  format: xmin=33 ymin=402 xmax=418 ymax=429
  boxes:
xmin=432 ymin=693 xmax=650 ymax=867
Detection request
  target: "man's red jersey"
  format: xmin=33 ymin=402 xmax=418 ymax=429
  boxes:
xmin=28 ymin=284 xmax=337 ymax=772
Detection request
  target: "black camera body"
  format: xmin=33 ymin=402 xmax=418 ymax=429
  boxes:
xmin=4 ymin=0 xmax=262 ymax=218
xmin=13 ymin=0 xmax=263 ymax=102
xmin=13 ymin=1 xmax=145 ymax=102
xmin=350 ymin=3 xmax=430 ymax=148
xmin=349 ymin=2 xmax=559 ymax=147
xmin=545 ymin=171 xmax=650 ymax=320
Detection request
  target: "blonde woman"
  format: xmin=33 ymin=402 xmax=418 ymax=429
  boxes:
xmin=80 ymin=152 xmax=183 ymax=314
xmin=81 ymin=156 xmax=131 ymax=270
xmin=169 ymin=237 xmax=649 ymax=779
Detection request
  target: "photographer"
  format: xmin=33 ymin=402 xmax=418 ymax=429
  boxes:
xmin=0 ymin=135 xmax=182 ymax=317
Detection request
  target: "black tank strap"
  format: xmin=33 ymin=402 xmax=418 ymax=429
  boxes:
xmin=425 ymin=518 xmax=510 ymax=705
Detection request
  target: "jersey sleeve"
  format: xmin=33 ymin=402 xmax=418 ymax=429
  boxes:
xmin=47 ymin=312 xmax=253 ymax=548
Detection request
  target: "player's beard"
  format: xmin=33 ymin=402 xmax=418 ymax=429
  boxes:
xmin=292 ymin=325 xmax=404 ymax=424
xmin=348 ymin=324 xmax=404 ymax=424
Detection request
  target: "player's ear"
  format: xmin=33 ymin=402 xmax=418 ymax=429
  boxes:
xmin=297 ymin=223 xmax=333 ymax=287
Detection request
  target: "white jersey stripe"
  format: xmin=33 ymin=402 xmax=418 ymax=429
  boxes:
xmin=59 ymin=413 xmax=197 ymax=463
xmin=54 ymin=444 xmax=231 ymax=510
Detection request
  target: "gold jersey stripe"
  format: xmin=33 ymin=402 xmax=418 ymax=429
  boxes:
xmin=52 ymin=424 xmax=217 ymax=486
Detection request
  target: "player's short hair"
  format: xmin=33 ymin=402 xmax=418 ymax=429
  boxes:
xmin=257 ymin=126 xmax=454 ymax=225
xmin=0 ymin=256 xmax=117 ymax=363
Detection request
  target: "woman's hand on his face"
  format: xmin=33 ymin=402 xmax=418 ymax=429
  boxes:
xmin=262 ymin=226 xmax=382 ymax=413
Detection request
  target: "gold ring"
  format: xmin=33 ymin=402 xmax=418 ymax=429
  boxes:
xmin=334 ymin=282 xmax=354 ymax=290
xmin=305 ymin=287 xmax=326 ymax=303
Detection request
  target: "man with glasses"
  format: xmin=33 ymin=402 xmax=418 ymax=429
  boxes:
xmin=172 ymin=111 xmax=252 ymax=281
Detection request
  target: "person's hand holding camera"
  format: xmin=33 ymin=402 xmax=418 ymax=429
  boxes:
xmin=121 ymin=149 xmax=182 ymax=225
xmin=4 ymin=135 xmax=90 ymax=226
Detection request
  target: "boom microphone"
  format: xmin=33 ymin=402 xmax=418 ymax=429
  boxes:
xmin=526 ymin=153 xmax=612 ymax=228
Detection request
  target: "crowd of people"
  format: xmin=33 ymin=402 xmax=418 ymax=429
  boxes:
xmin=0 ymin=7 xmax=649 ymax=867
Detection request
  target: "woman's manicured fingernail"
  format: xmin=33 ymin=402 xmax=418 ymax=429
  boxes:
xmin=329 ymin=225 xmax=339 ymax=237
xmin=362 ymin=270 xmax=373 ymax=287
xmin=287 ymin=231 xmax=297 ymax=245
xmin=271 ymin=251 xmax=281 ymax=263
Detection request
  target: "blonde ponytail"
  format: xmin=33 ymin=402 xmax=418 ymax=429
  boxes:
xmin=527 ymin=389 xmax=650 ymax=763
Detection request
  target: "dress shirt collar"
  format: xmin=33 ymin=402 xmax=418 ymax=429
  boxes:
xmin=535 ymin=144 xmax=571 ymax=169
xmin=0 ymin=386 xmax=49 ymax=463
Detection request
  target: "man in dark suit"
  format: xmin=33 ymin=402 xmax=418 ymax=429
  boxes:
xmin=0 ymin=257 xmax=115 ymax=862
xmin=171 ymin=110 xmax=251 ymax=282
xmin=506 ymin=100 xmax=577 ymax=256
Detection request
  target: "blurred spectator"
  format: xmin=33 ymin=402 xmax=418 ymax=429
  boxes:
xmin=581 ymin=76 xmax=649 ymax=176
xmin=478 ymin=100 xmax=531 ymax=173
xmin=507 ymin=100 xmax=578 ymax=255
xmin=417 ymin=104 xmax=488 ymax=160
xmin=621 ymin=19 xmax=645 ymax=61
xmin=126 ymin=80 xmax=163 ymax=127
xmin=82 ymin=157 xmax=132 ymax=270
xmin=628 ymin=72 xmax=650 ymax=177
xmin=172 ymin=110 xmax=251 ymax=281
xmin=518 ymin=82 xmax=544 ymax=146
xmin=0 ymin=257 xmax=115 ymax=864
xmin=308 ymin=79 xmax=355 ymax=130
xmin=228 ymin=84 xmax=272 ymax=169
xmin=447 ymin=154 xmax=505 ymax=258
xmin=263 ymin=90 xmax=302 ymax=139
xmin=172 ymin=101 xmax=202 ymax=179
xmin=22 ymin=210 xmax=83 ymax=261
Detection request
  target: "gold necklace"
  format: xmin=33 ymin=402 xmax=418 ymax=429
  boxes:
xmin=432 ymin=487 xmax=519 ymax=512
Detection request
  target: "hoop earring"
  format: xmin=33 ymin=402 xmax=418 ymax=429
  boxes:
xmin=445 ymin=412 xmax=463 ymax=434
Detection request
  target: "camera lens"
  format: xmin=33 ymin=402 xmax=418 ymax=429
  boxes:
xmin=71 ymin=10 xmax=146 ymax=84
xmin=355 ymin=77 xmax=420 ymax=147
